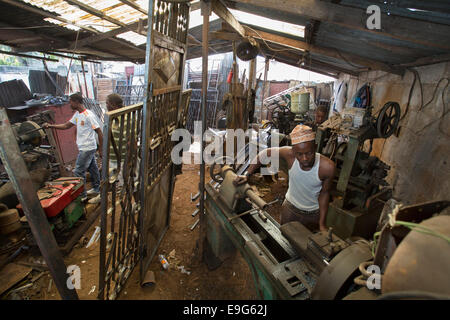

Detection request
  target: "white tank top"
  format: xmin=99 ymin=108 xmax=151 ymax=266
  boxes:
xmin=285 ymin=153 xmax=322 ymax=211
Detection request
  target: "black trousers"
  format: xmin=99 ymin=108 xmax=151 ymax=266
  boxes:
xmin=280 ymin=199 xmax=320 ymax=232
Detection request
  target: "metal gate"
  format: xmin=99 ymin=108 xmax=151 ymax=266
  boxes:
xmin=98 ymin=0 xmax=189 ymax=299
xmin=98 ymin=104 xmax=143 ymax=300
xmin=139 ymin=0 xmax=190 ymax=283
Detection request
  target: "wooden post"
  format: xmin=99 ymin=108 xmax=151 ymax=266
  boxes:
xmin=260 ymin=57 xmax=270 ymax=122
xmin=199 ymin=0 xmax=211 ymax=261
xmin=246 ymin=57 xmax=256 ymax=125
xmin=81 ymin=60 xmax=89 ymax=99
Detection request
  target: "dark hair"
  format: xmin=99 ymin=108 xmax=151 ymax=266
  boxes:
xmin=69 ymin=93 xmax=83 ymax=104
xmin=106 ymin=93 xmax=123 ymax=108
xmin=316 ymin=105 xmax=328 ymax=114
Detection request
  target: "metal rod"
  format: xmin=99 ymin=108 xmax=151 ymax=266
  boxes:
xmin=198 ymin=0 xmax=211 ymax=259
xmin=246 ymin=57 xmax=256 ymax=126
xmin=0 ymin=108 xmax=78 ymax=300
xmin=228 ymin=198 xmax=279 ymax=222
xmin=0 ymin=49 xmax=58 ymax=62
xmin=81 ymin=60 xmax=89 ymax=99
xmin=42 ymin=59 xmax=65 ymax=96
xmin=260 ymin=57 xmax=269 ymax=122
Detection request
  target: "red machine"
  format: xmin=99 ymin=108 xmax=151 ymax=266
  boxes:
xmin=17 ymin=177 xmax=84 ymax=218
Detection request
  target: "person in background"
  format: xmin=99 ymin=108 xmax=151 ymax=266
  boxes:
xmin=88 ymin=93 xmax=126 ymax=204
xmin=43 ymin=93 xmax=103 ymax=202
xmin=311 ymin=105 xmax=328 ymax=131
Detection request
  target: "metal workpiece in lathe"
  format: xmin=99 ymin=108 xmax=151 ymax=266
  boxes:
xmin=203 ymin=164 xmax=374 ymax=300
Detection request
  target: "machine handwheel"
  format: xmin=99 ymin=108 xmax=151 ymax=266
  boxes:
xmin=376 ymin=102 xmax=400 ymax=138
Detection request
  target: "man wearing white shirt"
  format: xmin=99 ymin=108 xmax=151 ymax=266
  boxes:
xmin=43 ymin=93 xmax=103 ymax=201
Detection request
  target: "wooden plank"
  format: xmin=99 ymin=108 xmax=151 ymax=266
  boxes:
xmin=231 ymin=0 xmax=450 ymax=50
xmin=0 ymin=50 xmax=58 ymax=62
xmin=117 ymin=0 xmax=147 ymax=15
xmin=210 ymin=30 xmax=241 ymax=41
xmin=153 ymin=85 xmax=182 ymax=96
xmin=397 ymin=53 xmax=450 ymax=68
xmin=75 ymin=20 xmax=145 ymax=49
xmin=244 ymin=25 xmax=405 ymax=75
xmin=0 ymin=0 xmax=141 ymax=60
xmin=211 ymin=0 xmax=246 ymax=38
xmin=0 ymin=263 xmax=32 ymax=296
xmin=154 ymin=31 xmax=186 ymax=54
xmin=190 ymin=1 xmax=201 ymax=11
xmin=64 ymin=0 xmax=128 ymax=28
xmin=0 ymin=0 xmax=98 ymax=34
xmin=270 ymin=53 xmax=339 ymax=78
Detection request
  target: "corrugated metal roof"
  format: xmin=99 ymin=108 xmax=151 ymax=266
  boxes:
xmin=21 ymin=0 xmax=147 ymax=43
xmin=0 ymin=0 xmax=449 ymax=76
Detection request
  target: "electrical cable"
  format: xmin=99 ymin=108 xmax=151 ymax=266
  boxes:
xmin=419 ymin=77 xmax=448 ymax=112
xmin=414 ymin=77 xmax=449 ymax=137
xmin=400 ymin=68 xmax=421 ymax=121
xmin=394 ymin=220 xmax=450 ymax=243
xmin=242 ymin=25 xmax=302 ymax=54
xmin=335 ymin=49 xmax=363 ymax=69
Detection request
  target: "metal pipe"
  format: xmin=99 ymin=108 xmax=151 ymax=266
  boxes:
xmin=81 ymin=60 xmax=89 ymax=99
xmin=0 ymin=108 xmax=78 ymax=300
xmin=198 ymin=0 xmax=211 ymax=259
xmin=0 ymin=50 xmax=58 ymax=62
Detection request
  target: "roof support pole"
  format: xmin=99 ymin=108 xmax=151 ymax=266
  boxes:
xmin=198 ymin=0 xmax=211 ymax=261
xmin=260 ymin=57 xmax=270 ymax=122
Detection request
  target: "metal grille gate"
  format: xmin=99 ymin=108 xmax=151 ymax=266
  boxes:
xmin=98 ymin=104 xmax=143 ymax=300
xmin=139 ymin=0 xmax=190 ymax=283
xmin=98 ymin=0 xmax=190 ymax=300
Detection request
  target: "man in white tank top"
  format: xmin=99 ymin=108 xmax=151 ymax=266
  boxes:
xmin=234 ymin=125 xmax=335 ymax=232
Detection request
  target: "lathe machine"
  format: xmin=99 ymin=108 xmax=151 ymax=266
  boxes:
xmin=204 ymin=164 xmax=450 ymax=300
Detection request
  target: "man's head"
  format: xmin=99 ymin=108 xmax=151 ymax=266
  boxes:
xmin=106 ymin=93 xmax=123 ymax=111
xmin=69 ymin=93 xmax=83 ymax=110
xmin=290 ymin=124 xmax=316 ymax=169
xmin=314 ymin=105 xmax=328 ymax=126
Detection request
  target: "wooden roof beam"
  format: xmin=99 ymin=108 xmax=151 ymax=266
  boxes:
xmin=117 ymin=0 xmax=147 ymax=15
xmin=244 ymin=25 xmax=405 ymax=75
xmin=213 ymin=25 xmax=404 ymax=75
xmin=0 ymin=50 xmax=59 ymax=62
xmin=0 ymin=0 xmax=145 ymax=60
xmin=0 ymin=0 xmax=99 ymax=34
xmin=231 ymin=0 xmax=450 ymax=50
xmin=63 ymin=0 xmax=146 ymax=36
xmin=211 ymin=0 xmax=246 ymax=38
xmin=261 ymin=47 xmax=358 ymax=76
xmin=273 ymin=54 xmax=339 ymax=79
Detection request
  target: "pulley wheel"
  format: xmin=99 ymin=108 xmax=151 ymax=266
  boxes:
xmin=237 ymin=40 xmax=259 ymax=61
xmin=376 ymin=102 xmax=400 ymax=138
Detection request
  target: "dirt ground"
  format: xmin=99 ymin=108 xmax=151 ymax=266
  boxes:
xmin=0 ymin=164 xmax=288 ymax=300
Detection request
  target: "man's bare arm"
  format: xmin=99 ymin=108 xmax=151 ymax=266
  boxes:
xmin=43 ymin=121 xmax=74 ymax=130
xmin=318 ymin=159 xmax=336 ymax=231
xmin=95 ymin=128 xmax=103 ymax=158
xmin=233 ymin=147 xmax=291 ymax=185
